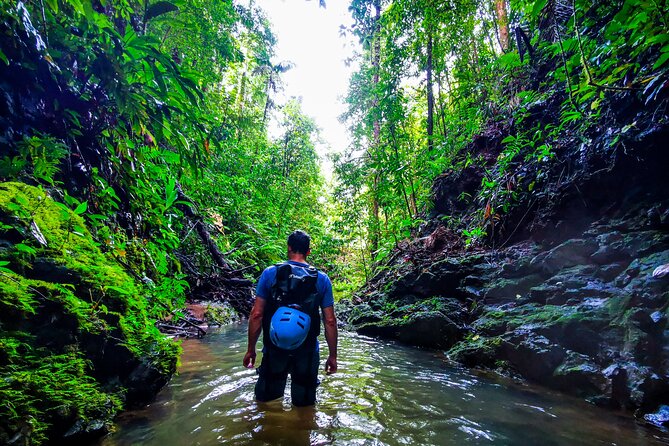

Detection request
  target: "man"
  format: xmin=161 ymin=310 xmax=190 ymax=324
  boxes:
xmin=243 ymin=230 xmax=338 ymax=406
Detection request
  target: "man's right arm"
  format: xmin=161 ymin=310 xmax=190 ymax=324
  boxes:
xmin=323 ymin=306 xmax=338 ymax=374
xmin=243 ymin=297 xmax=265 ymax=368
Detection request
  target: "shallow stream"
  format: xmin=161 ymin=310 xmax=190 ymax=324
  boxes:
xmin=99 ymin=324 xmax=668 ymax=445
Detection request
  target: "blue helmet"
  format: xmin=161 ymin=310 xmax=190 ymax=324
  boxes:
xmin=269 ymin=306 xmax=311 ymax=350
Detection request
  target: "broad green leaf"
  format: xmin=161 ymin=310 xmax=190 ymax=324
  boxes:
xmin=145 ymin=1 xmax=179 ymax=22
xmin=15 ymin=243 xmax=37 ymax=255
xmin=74 ymin=201 xmax=88 ymax=215
xmin=106 ymin=286 xmax=132 ymax=296
xmin=653 ymin=52 xmax=669 ymax=70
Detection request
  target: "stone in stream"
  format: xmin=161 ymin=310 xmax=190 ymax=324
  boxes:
xmin=644 ymin=405 xmax=669 ymax=427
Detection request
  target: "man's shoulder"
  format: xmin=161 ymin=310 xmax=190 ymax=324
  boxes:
xmin=258 ymin=264 xmax=280 ymax=284
xmin=261 ymin=262 xmax=286 ymax=275
xmin=316 ymin=270 xmax=332 ymax=283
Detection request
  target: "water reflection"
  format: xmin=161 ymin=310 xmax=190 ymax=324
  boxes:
xmin=99 ymin=323 xmax=668 ymax=446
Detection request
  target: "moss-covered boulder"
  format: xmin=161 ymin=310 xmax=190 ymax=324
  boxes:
xmin=0 ymin=182 xmax=180 ymax=445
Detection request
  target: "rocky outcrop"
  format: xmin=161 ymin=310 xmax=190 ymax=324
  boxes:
xmin=342 ymin=203 xmax=669 ymax=418
xmin=340 ymin=83 xmax=669 ymax=423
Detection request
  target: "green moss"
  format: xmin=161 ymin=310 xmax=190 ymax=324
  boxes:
xmin=204 ymin=303 xmax=238 ymax=325
xmin=479 ymin=303 xmax=606 ymax=334
xmin=486 ymin=304 xmax=565 ymax=327
xmin=0 ymin=344 xmax=122 ymax=445
xmin=447 ymin=335 xmax=504 ymax=367
xmin=0 ymin=182 xmax=179 ymax=444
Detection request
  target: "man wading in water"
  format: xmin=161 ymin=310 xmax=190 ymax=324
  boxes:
xmin=243 ymin=230 xmax=338 ymax=406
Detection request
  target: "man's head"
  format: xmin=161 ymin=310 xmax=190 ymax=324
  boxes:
xmin=287 ymin=230 xmax=311 ymax=257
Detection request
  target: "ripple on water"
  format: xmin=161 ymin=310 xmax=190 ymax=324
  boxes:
xmin=98 ymin=326 xmax=669 ymax=446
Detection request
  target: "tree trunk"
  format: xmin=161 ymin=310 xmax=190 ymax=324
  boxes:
xmin=369 ymin=0 xmax=382 ymax=258
xmin=236 ymin=70 xmax=247 ymax=140
xmin=495 ymin=0 xmax=510 ymax=51
xmin=426 ymin=28 xmax=435 ymax=153
xmin=176 ymin=183 xmax=230 ymax=271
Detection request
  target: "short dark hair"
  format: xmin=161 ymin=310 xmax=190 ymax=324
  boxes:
xmin=287 ymin=230 xmax=310 ymax=255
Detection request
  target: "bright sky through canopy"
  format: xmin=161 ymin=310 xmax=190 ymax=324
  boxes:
xmin=253 ymin=0 xmax=357 ymax=164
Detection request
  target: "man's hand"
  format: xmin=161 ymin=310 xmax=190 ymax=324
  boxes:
xmin=325 ymin=355 xmax=337 ymax=375
xmin=243 ymin=350 xmax=256 ymax=368
xmin=244 ymin=297 xmax=265 ymax=369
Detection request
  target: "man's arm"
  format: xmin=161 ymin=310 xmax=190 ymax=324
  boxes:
xmin=322 ymin=306 xmax=338 ymax=374
xmin=243 ymin=297 xmax=266 ymax=368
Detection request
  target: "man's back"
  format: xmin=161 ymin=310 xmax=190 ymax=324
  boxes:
xmin=243 ymin=230 xmax=338 ymax=406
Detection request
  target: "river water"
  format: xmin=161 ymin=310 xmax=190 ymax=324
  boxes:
xmin=99 ymin=323 xmax=668 ymax=445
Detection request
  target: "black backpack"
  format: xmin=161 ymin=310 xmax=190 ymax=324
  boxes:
xmin=262 ymin=262 xmax=322 ymax=350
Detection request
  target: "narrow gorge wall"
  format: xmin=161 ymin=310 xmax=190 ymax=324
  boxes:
xmin=340 ymin=89 xmax=669 ymax=424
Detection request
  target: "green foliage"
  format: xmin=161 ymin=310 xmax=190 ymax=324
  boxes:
xmin=0 ymin=0 xmax=333 ymax=442
xmin=0 ymin=345 xmax=122 ymax=445
xmin=0 ymin=183 xmax=179 ymax=443
xmin=337 ymin=0 xmax=495 ymax=274
xmin=337 ymin=0 xmax=668 ymax=283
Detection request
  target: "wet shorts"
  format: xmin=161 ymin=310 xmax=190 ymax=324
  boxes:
xmin=255 ymin=347 xmax=320 ymax=406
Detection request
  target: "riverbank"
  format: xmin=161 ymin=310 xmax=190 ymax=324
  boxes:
xmin=339 ymin=54 xmax=669 ymax=427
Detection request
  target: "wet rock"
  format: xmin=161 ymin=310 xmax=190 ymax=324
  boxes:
xmin=503 ymin=331 xmax=566 ymax=383
xmin=528 ymin=284 xmax=562 ymax=304
xmin=28 ymin=257 xmax=81 ymax=284
xmin=396 ymin=311 xmax=463 ymax=349
xmin=630 ymin=309 xmax=666 ymax=335
xmin=557 ymin=280 xmax=617 ymax=304
xmin=63 ymin=418 xmax=109 ymax=442
xmin=471 ymin=307 xmax=509 ymax=336
xmin=628 ymin=250 xmax=669 ymax=288
xmin=552 ymin=351 xmax=605 ymax=396
xmin=591 ymin=231 xmax=630 ymax=265
xmin=644 ymin=405 xmax=669 ymax=427
xmin=347 ymin=303 xmax=382 ymax=326
xmin=348 ymin=198 xmax=669 ymax=421
xmin=357 ymin=306 xmax=465 ymax=349
xmin=391 ymin=263 xmax=462 ymax=298
xmin=432 ymin=165 xmax=484 ymax=216
xmin=653 ymin=263 xmax=669 ymax=278
xmin=530 ymin=239 xmax=599 ymax=275
xmin=546 ymin=264 xmax=598 ymax=288
xmin=447 ymin=336 xmax=506 ymax=368
xmin=484 ymin=274 xmax=544 ymax=303
xmin=596 ymin=262 xmax=628 ymax=282
xmin=462 ymin=275 xmax=485 ymax=286
xmin=126 ymin=360 xmax=171 ymax=406
xmin=615 ymin=363 xmax=669 ymax=409
xmin=601 ymin=364 xmax=632 ymax=408
xmin=622 ymin=231 xmax=669 ymax=258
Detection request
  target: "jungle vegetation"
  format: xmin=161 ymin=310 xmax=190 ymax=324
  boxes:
xmin=0 ymin=0 xmax=667 ymax=443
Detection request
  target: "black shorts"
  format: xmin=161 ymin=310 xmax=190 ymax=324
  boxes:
xmin=255 ymin=346 xmax=320 ymax=406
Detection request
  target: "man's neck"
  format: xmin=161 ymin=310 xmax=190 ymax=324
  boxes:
xmin=287 ymin=254 xmax=308 ymax=264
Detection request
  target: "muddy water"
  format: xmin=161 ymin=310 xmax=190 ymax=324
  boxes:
xmin=99 ymin=324 xmax=668 ymax=445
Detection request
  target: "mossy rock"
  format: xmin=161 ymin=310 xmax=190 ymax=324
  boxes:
xmin=552 ymin=350 xmax=605 ymax=396
xmin=0 ymin=182 xmax=179 ymax=445
xmin=356 ymin=308 xmax=464 ymax=349
xmin=447 ymin=336 xmax=505 ymax=368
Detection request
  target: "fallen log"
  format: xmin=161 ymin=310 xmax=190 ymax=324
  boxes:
xmin=176 ymin=182 xmax=230 ymax=271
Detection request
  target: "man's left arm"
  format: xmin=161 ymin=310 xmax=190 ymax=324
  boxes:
xmin=320 ymin=274 xmax=338 ymax=374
